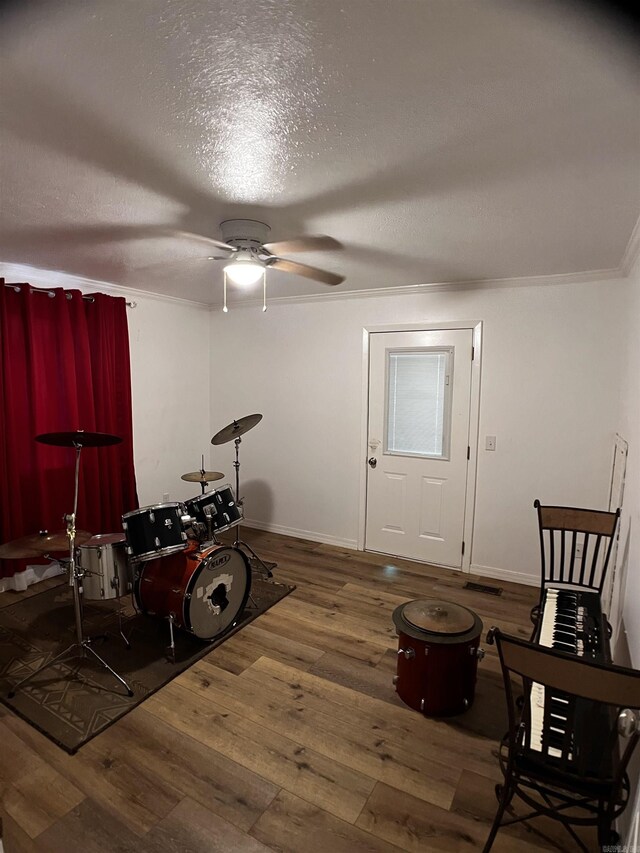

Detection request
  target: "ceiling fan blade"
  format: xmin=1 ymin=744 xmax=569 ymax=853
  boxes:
xmin=133 ymin=257 xmax=215 ymax=273
xmin=169 ymin=231 xmax=235 ymax=255
xmin=0 ymin=223 xmax=172 ymax=248
xmin=268 ymin=257 xmax=344 ymax=286
xmin=0 ymin=224 xmax=235 ymax=255
xmin=262 ymin=235 xmax=342 ymax=255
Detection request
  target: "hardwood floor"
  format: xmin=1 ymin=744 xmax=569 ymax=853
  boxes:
xmin=0 ymin=530 xmax=596 ymax=851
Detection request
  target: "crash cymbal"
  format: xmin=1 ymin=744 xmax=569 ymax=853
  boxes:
xmin=35 ymin=430 xmax=122 ymax=448
xmin=0 ymin=529 xmax=93 ymax=559
xmin=181 ymin=471 xmax=225 ymax=484
xmin=211 ymin=414 xmax=263 ymax=446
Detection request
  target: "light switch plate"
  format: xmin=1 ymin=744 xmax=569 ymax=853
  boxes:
xmin=485 ymin=435 xmax=496 ymax=451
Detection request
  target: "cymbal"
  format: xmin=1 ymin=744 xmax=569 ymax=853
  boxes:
xmin=211 ymin=414 xmax=263 ymax=446
xmin=0 ymin=529 xmax=93 ymax=559
xmin=36 ymin=430 xmax=122 ymax=448
xmin=402 ymin=600 xmax=475 ymax=635
xmin=181 ymin=471 xmax=225 ymax=484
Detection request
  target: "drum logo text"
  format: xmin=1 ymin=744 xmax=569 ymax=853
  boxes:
xmin=209 ymin=554 xmax=231 ymax=569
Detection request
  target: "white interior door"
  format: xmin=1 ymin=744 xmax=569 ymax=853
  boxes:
xmin=365 ymin=329 xmax=473 ymax=568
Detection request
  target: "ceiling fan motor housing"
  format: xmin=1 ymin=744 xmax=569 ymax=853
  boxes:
xmin=220 ymin=219 xmax=271 ymax=253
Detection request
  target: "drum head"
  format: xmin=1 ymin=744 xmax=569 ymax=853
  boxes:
xmin=84 ymin=533 xmax=126 ymax=547
xmin=185 ymin=546 xmax=250 ymax=639
xmin=402 ymin=599 xmax=475 ymax=635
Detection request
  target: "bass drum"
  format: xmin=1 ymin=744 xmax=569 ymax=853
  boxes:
xmin=135 ymin=542 xmax=251 ymax=640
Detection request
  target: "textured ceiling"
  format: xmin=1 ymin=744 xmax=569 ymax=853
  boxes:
xmin=1 ymin=0 xmax=638 ymax=305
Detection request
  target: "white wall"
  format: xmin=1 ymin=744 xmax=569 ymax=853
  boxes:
xmin=127 ymin=294 xmax=212 ymax=508
xmin=209 ymin=276 xmax=626 ymax=585
xmin=3 ymin=263 xmax=630 ymax=595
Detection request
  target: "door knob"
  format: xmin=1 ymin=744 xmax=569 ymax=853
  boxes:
xmin=368 ymin=457 xmax=377 ymax=468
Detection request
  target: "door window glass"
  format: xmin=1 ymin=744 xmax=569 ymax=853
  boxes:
xmin=385 ymin=349 xmax=452 ymax=458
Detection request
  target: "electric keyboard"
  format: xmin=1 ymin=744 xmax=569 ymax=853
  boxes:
xmin=529 ymin=587 xmax=612 ymax=770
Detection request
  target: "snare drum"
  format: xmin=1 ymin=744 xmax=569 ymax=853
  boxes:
xmin=79 ymin=534 xmax=131 ymax=600
xmin=122 ymin=502 xmax=189 ymax=563
xmin=185 ymin=485 xmax=242 ymax=534
xmin=135 ymin=542 xmax=251 ymax=640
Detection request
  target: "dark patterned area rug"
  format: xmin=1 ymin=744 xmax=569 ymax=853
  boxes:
xmin=0 ymin=576 xmax=294 ymax=753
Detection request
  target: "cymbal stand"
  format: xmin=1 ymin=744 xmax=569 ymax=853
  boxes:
xmin=199 ymin=454 xmax=207 ymax=495
xmin=232 ymin=436 xmax=276 ymax=579
xmin=8 ymin=442 xmax=133 ymax=699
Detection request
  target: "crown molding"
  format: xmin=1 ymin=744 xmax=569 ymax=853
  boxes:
xmin=0 ymin=262 xmax=211 ymax=308
xmin=2 ymin=257 xmax=630 ymax=314
xmin=211 ymin=265 xmax=626 ymax=312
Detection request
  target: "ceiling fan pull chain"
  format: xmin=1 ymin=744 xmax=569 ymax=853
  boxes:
xmin=262 ymin=270 xmax=267 ymax=312
xmin=223 ymin=271 xmax=229 ymax=313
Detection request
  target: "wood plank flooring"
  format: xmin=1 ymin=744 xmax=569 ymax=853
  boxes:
xmin=0 ymin=530 xmax=597 ymax=851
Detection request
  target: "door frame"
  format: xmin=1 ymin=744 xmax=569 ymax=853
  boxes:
xmin=358 ymin=320 xmax=483 ymax=572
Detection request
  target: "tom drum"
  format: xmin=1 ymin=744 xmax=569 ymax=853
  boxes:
xmin=122 ymin=502 xmax=189 ymax=562
xmin=135 ymin=542 xmax=251 ymax=640
xmin=392 ymin=599 xmax=484 ymax=716
xmin=184 ymin=485 xmax=243 ymax=535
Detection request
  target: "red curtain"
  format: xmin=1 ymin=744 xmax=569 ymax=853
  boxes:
xmin=0 ymin=281 xmax=138 ymax=578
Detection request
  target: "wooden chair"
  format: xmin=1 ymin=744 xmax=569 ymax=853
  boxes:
xmin=530 ymin=499 xmax=620 ymax=636
xmin=483 ymin=628 xmax=640 ymax=852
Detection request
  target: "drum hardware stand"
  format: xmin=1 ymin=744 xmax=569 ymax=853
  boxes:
xmin=76 ymin=565 xmax=132 ymax=650
xmin=198 ymin=455 xmax=207 ymax=495
xmin=166 ymin=614 xmax=177 ymax=663
xmin=204 ymin=506 xmax=215 ymax=544
xmin=9 ymin=440 xmax=133 ymax=699
xmin=232 ymin=435 xmax=276 ymax=580
xmin=113 ymin=577 xmax=132 ymax=650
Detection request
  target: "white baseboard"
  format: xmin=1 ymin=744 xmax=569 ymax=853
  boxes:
xmin=470 ymin=563 xmax=539 ymax=588
xmin=242 ymin=527 xmax=540 ymax=586
xmin=242 ymin=518 xmax=358 ymax=551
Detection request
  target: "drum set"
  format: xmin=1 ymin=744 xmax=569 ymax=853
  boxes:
xmin=122 ymin=480 xmax=251 ymax=653
xmin=1 ymin=414 xmax=272 ymax=698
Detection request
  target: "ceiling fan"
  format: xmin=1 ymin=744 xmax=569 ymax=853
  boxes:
xmin=174 ymin=219 xmax=344 ymax=310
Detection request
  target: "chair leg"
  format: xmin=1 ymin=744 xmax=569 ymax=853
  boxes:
xmin=482 ymin=783 xmax=514 ymax=853
xmin=528 ymin=605 xmax=540 ymax=642
xmin=596 ymin=802 xmax=616 ymax=850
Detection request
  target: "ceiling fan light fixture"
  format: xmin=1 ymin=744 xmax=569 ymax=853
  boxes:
xmin=223 ymin=254 xmax=265 ymax=286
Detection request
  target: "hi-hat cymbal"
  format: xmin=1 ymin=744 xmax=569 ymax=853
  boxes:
xmin=181 ymin=471 xmax=225 ymax=484
xmin=36 ymin=430 xmax=122 ymax=448
xmin=211 ymin=414 xmax=263 ymax=446
xmin=0 ymin=529 xmax=93 ymax=559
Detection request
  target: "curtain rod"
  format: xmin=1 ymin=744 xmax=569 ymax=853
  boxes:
xmin=3 ymin=282 xmax=137 ymax=308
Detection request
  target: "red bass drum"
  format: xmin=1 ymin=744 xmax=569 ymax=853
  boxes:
xmin=392 ymin=599 xmax=483 ymax=716
xmin=135 ymin=542 xmax=251 ymax=640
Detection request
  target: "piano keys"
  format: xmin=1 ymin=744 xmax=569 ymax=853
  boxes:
xmin=536 ymin=587 xmax=606 ymax=662
xmin=528 ymin=586 xmax=612 ymax=772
